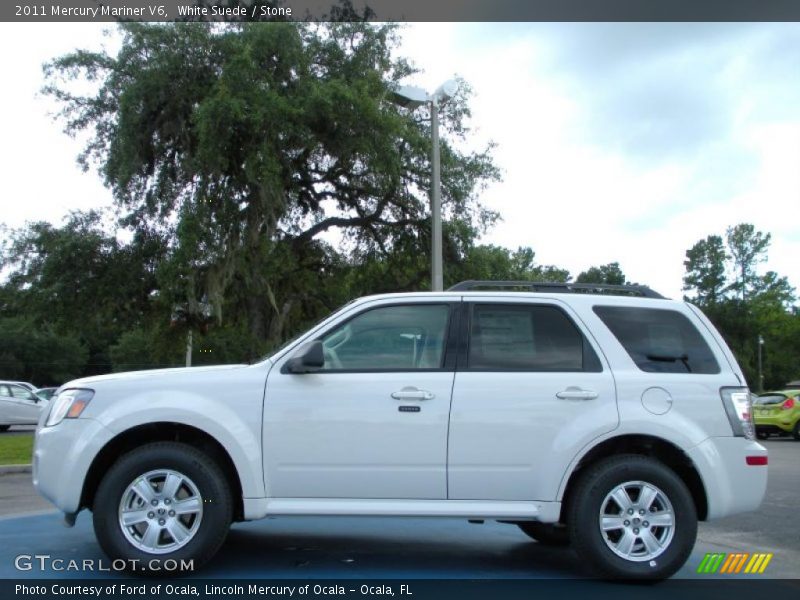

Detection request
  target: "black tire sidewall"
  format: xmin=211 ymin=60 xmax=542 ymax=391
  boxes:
xmin=93 ymin=442 xmax=232 ymax=572
xmin=569 ymin=455 xmax=697 ymax=580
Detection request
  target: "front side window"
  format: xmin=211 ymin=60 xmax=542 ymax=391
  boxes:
xmin=593 ymin=306 xmax=720 ymax=374
xmin=467 ymin=304 xmax=601 ymax=371
xmin=320 ymin=304 xmax=451 ymax=371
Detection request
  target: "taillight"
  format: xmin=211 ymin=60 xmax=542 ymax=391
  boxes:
xmin=720 ymin=387 xmax=755 ymax=439
xmin=782 ymin=398 xmax=796 ymax=410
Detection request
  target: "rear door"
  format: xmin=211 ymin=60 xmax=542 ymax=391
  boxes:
xmin=448 ymin=297 xmax=618 ymax=501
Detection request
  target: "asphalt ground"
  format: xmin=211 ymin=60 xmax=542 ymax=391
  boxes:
xmin=0 ymin=438 xmax=796 ymax=579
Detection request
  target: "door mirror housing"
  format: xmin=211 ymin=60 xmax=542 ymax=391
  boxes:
xmin=284 ymin=340 xmax=324 ymax=374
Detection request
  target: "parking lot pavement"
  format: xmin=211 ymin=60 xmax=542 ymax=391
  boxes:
xmin=693 ymin=438 xmax=800 ymax=578
xmin=0 ymin=473 xmax=53 ymax=516
xmin=0 ymin=439 xmax=796 ymax=579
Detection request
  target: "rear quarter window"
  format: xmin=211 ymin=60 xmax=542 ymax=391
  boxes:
xmin=593 ymin=306 xmax=720 ymax=374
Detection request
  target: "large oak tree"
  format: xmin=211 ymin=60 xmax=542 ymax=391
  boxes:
xmin=44 ymin=21 xmax=499 ymax=353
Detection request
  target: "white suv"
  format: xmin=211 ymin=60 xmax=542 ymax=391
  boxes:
xmin=33 ymin=281 xmax=767 ymax=579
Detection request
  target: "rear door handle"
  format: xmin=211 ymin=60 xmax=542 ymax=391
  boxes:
xmin=391 ymin=387 xmax=435 ymax=401
xmin=556 ymin=387 xmax=599 ymax=401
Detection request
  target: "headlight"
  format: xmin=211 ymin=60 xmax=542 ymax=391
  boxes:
xmin=45 ymin=389 xmax=94 ymax=427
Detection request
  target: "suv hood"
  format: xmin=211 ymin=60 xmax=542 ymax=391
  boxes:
xmin=61 ymin=364 xmax=253 ymax=389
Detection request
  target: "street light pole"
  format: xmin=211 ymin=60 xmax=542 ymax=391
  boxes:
xmin=389 ymin=79 xmax=458 ymax=292
xmin=430 ymin=97 xmax=443 ymax=292
xmin=757 ymin=334 xmax=764 ymax=392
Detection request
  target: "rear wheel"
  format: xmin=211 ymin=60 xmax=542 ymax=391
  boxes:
xmin=793 ymin=422 xmax=800 ymax=441
xmin=756 ymin=431 xmax=768 ymax=440
xmin=568 ymin=455 xmax=697 ymax=580
xmin=0 ymin=425 xmax=10 ymax=432
xmin=93 ymin=442 xmax=232 ymax=572
xmin=517 ymin=522 xmax=570 ymax=546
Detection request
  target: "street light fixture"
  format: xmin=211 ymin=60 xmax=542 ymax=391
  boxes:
xmin=390 ymin=79 xmax=460 ymax=292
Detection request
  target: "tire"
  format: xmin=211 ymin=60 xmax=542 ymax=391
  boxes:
xmin=517 ymin=522 xmax=570 ymax=546
xmin=0 ymin=425 xmax=10 ymax=432
xmin=93 ymin=442 xmax=232 ymax=573
xmin=793 ymin=422 xmax=800 ymax=441
xmin=756 ymin=431 xmax=768 ymax=440
xmin=568 ymin=455 xmax=697 ymax=580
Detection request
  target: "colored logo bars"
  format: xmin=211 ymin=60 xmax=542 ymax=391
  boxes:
xmin=696 ymin=552 xmax=773 ymax=574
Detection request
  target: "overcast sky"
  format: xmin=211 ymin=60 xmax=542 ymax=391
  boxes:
xmin=1 ymin=22 xmax=798 ymax=299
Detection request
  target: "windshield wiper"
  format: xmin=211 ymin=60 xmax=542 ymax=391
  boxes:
xmin=646 ymin=353 xmax=692 ymax=373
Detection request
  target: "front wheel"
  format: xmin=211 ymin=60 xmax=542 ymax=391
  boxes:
xmin=568 ymin=455 xmax=697 ymax=580
xmin=793 ymin=422 xmax=800 ymax=441
xmin=93 ymin=442 xmax=233 ymax=572
xmin=0 ymin=425 xmax=10 ymax=432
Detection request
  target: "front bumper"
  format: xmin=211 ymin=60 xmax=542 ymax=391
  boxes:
xmin=33 ymin=418 xmax=115 ymax=514
xmin=687 ymin=437 xmax=768 ymax=520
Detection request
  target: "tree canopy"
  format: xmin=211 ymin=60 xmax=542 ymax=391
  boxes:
xmin=0 ymin=24 xmax=796 ymax=391
xmin=42 ymin=21 xmax=499 ymax=353
xmin=682 ymin=223 xmax=797 ymax=389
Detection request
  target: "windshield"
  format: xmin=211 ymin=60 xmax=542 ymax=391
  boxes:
xmin=256 ymin=299 xmax=358 ymax=363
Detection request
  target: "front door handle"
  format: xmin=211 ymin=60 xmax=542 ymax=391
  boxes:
xmin=391 ymin=387 xmax=435 ymax=401
xmin=556 ymin=387 xmax=599 ymax=401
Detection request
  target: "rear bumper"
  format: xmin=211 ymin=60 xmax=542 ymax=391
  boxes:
xmin=688 ymin=437 xmax=767 ymax=520
xmin=756 ymin=424 xmax=792 ymax=436
xmin=754 ymin=415 xmax=796 ymax=433
xmin=33 ymin=418 xmax=115 ymax=514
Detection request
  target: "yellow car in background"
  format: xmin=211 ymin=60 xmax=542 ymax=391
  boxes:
xmin=753 ymin=390 xmax=800 ymax=440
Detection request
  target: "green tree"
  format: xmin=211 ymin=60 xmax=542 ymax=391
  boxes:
xmin=44 ymin=22 xmax=499 ymax=355
xmin=0 ymin=317 xmax=88 ymax=385
xmin=682 ymin=235 xmax=728 ymax=305
xmin=576 ymin=262 xmax=627 ymax=285
xmin=0 ymin=211 xmax=166 ymax=374
xmin=726 ymin=223 xmax=771 ymax=302
xmin=447 ymin=244 xmax=570 ymax=285
xmin=683 ymin=224 xmax=798 ymax=390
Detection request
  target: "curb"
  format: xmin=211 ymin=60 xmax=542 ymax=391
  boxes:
xmin=0 ymin=464 xmax=32 ymax=475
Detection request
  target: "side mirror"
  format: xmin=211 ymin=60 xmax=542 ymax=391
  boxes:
xmin=284 ymin=340 xmax=324 ymax=374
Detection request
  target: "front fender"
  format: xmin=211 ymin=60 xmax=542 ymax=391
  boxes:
xmin=95 ymin=392 xmax=264 ymax=498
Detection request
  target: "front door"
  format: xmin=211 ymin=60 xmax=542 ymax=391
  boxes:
xmin=263 ymin=300 xmax=458 ymax=499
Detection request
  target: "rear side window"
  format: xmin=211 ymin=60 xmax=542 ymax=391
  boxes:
xmin=593 ymin=306 xmax=720 ymax=374
xmin=468 ymin=304 xmax=602 ymax=372
xmin=755 ymin=394 xmax=789 ymax=406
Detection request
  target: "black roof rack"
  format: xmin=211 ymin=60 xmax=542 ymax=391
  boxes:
xmin=447 ymin=280 xmax=666 ymax=299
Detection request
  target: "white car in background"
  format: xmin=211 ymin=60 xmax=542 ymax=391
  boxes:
xmin=0 ymin=381 xmax=49 ymax=431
